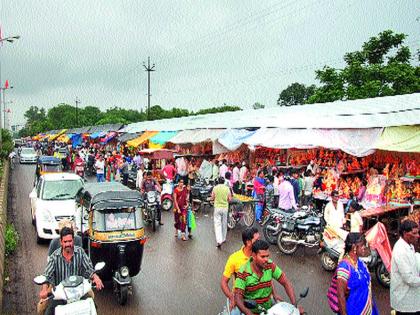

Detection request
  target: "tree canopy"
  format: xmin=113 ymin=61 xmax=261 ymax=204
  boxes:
xmin=278 ymin=30 xmax=420 ymax=105
xmin=19 ymin=103 xmax=242 ymax=137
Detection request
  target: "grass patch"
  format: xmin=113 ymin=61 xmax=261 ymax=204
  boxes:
xmin=5 ymin=223 xmax=19 ymax=257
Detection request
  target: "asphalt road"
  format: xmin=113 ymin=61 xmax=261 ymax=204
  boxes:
xmin=3 ymin=164 xmax=391 ymax=315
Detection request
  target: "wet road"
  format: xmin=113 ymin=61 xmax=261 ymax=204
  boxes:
xmin=3 ymin=164 xmax=391 ymax=315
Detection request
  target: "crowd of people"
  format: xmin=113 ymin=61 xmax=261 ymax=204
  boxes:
xmin=17 ymin=140 xmax=420 ymax=314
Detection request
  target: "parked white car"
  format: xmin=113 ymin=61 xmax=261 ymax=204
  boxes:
xmin=20 ymin=147 xmax=38 ymax=164
xmin=30 ymin=173 xmax=84 ymax=243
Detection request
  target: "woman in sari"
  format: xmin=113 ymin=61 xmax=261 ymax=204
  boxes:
xmin=173 ymin=179 xmax=189 ymax=241
xmin=337 ymin=233 xmax=378 ymax=315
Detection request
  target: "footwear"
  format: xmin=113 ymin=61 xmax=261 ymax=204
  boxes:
xmin=216 ymin=243 xmax=222 ymax=249
xmin=181 ymin=234 xmax=188 ymax=241
xmin=188 ymin=234 xmax=193 ymax=239
xmin=159 ymin=221 xmax=164 ymax=226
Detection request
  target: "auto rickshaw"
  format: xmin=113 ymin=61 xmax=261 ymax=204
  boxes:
xmin=76 ymin=182 xmax=146 ymax=305
xmin=34 ymin=156 xmax=63 ymax=185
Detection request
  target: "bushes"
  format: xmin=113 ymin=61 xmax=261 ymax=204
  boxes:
xmin=5 ymin=223 xmax=19 ymax=256
xmin=0 ymin=129 xmax=14 ymax=159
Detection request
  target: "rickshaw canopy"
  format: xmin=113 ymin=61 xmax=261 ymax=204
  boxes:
xmin=78 ymin=182 xmax=143 ymax=211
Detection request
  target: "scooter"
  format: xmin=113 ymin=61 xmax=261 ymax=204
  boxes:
xmin=161 ymin=180 xmax=174 ymax=211
xmin=244 ymin=287 xmax=309 ymax=315
xmin=33 ymin=262 xmax=105 ymax=315
xmin=319 ymin=222 xmax=391 ymax=288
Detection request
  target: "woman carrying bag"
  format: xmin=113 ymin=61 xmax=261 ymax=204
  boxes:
xmin=335 ymin=233 xmax=379 ymax=315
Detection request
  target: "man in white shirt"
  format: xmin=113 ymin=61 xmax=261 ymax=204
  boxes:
xmin=219 ymin=160 xmax=228 ymax=179
xmin=95 ymin=155 xmax=105 ymax=182
xmin=390 ymin=220 xmax=420 ymax=314
xmin=324 ymin=190 xmax=346 ymax=239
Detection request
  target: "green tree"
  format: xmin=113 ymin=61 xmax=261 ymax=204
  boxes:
xmin=24 ymin=106 xmax=46 ymax=124
xmin=80 ymin=106 xmax=103 ymax=126
xmin=47 ymin=103 xmax=77 ymax=129
xmin=252 ymin=102 xmax=265 ymax=109
xmin=277 ymin=83 xmax=316 ymax=106
xmin=307 ymin=30 xmax=420 ymax=103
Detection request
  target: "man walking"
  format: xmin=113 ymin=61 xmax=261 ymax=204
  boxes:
xmin=95 ymin=155 xmax=105 ymax=182
xmin=211 ymin=177 xmax=232 ymax=248
xmin=390 ymin=220 xmax=420 ymax=315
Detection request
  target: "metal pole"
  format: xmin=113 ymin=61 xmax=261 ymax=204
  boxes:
xmin=2 ymin=89 xmax=6 ymax=130
xmin=143 ymin=57 xmax=155 ymax=121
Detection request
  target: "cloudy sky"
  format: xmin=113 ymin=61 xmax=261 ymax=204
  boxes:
xmin=1 ymin=0 xmax=419 ymax=127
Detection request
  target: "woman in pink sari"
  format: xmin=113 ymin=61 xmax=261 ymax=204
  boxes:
xmin=173 ymin=179 xmax=189 ymax=241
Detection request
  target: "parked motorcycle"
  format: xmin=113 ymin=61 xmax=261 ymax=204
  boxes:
xmin=85 ymin=155 xmax=96 ymax=177
xmin=277 ymin=209 xmax=324 ymax=255
xmin=161 ymin=180 xmax=174 ymax=211
xmin=191 ymin=177 xmax=213 ymax=212
xmin=263 ymin=208 xmax=291 ymax=245
xmin=33 ymin=262 xmax=105 ymax=315
xmin=142 ymin=191 xmax=160 ymax=231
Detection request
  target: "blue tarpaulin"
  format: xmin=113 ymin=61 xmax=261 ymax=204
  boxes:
xmin=149 ymin=131 xmax=178 ymax=145
xmin=217 ymin=129 xmax=256 ymax=151
xmin=90 ymin=131 xmax=106 ymax=139
xmin=70 ymin=134 xmax=82 ymax=148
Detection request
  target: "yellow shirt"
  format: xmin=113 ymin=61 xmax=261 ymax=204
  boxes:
xmin=223 ymin=246 xmax=250 ymax=279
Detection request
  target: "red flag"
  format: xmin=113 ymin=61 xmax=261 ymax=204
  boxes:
xmin=4 ymin=80 xmax=9 ymax=89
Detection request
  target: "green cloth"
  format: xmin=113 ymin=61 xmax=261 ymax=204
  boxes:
xmin=234 ymin=258 xmax=282 ymax=313
xmin=213 ymin=184 xmax=230 ymax=209
xmin=375 ymin=126 xmax=420 ymax=153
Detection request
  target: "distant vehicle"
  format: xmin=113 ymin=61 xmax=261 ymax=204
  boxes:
xmin=29 ymin=172 xmax=84 ymax=243
xmin=13 ymin=139 xmax=23 ymax=147
xmin=19 ymin=147 xmax=38 ymax=164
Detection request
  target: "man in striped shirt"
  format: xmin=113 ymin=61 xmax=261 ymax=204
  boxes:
xmin=234 ymin=240 xmax=301 ymax=314
xmin=39 ymin=227 xmax=104 ymax=314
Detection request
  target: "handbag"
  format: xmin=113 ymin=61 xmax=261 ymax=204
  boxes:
xmin=327 ymin=259 xmax=350 ymax=313
xmin=187 ymin=208 xmax=196 ymax=231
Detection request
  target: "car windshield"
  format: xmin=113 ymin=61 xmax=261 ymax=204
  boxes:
xmin=42 ymin=165 xmax=61 ymax=172
xmin=42 ymin=179 xmax=83 ymax=200
xmin=21 ymin=148 xmax=35 ymax=155
xmin=93 ymin=208 xmax=142 ymax=232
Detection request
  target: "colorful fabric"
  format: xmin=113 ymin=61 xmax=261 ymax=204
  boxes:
xmin=234 ymin=258 xmax=282 ymax=313
xmin=375 ymin=125 xmax=420 ymax=153
xmin=336 ymin=258 xmax=377 ymax=315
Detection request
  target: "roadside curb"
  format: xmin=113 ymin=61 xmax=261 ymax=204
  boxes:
xmin=0 ymin=160 xmax=10 ymax=311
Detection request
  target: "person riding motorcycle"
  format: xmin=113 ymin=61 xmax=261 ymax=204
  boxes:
xmin=38 ymin=227 xmax=104 ymax=315
xmin=141 ymin=171 xmax=163 ymax=225
xmin=234 ymin=240 xmax=303 ymax=315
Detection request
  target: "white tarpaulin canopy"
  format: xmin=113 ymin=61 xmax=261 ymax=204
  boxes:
xmin=121 ymin=93 xmax=420 ymax=132
xmin=245 ymin=128 xmax=384 ymax=157
xmin=169 ymin=129 xmax=225 ymax=144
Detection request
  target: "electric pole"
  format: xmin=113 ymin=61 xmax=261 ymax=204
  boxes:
xmin=143 ymin=57 xmax=155 ymax=120
xmin=75 ymin=97 xmax=80 ymax=127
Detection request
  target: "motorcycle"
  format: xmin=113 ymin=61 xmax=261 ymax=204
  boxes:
xmin=33 ymin=262 xmax=105 ymax=315
xmin=243 ymin=287 xmax=309 ymax=315
xmin=263 ymin=208 xmax=292 ymax=245
xmin=191 ymin=177 xmax=213 ymax=212
xmin=75 ymin=160 xmax=85 ymax=178
xmin=142 ymin=191 xmax=160 ymax=231
xmin=85 ymin=155 xmax=95 ymax=177
xmin=161 ymin=180 xmax=174 ymax=211
xmin=319 ymin=222 xmax=391 ymax=288
xmin=277 ymin=209 xmax=324 ymax=255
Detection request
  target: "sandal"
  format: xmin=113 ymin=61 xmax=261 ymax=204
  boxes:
xmin=181 ymin=234 xmax=188 ymax=241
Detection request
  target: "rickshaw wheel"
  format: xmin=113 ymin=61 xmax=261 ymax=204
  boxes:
xmin=117 ymin=285 xmax=128 ymax=305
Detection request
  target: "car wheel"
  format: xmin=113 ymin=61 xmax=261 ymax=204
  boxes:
xmin=31 ymin=210 xmax=35 ymax=226
xmin=35 ymin=221 xmax=42 ymax=244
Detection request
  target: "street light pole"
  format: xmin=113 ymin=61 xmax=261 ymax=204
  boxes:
xmin=143 ymin=57 xmax=155 ymax=121
xmin=1 ymin=86 xmax=13 ymax=130
xmin=0 ymin=33 xmax=20 ymax=149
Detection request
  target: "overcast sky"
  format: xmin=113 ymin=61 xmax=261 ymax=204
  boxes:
xmin=1 ymin=0 xmax=419 ymax=127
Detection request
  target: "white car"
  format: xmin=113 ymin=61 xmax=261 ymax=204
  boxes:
xmin=30 ymin=173 xmax=84 ymax=243
xmin=20 ymin=147 xmax=38 ymax=164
